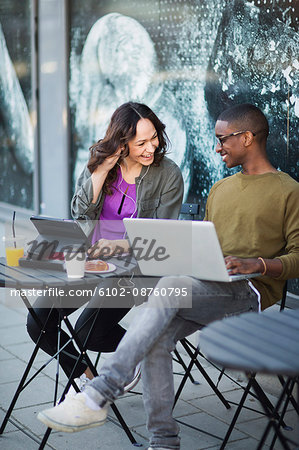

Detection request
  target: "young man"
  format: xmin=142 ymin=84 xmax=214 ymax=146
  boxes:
xmin=37 ymin=104 xmax=299 ymax=450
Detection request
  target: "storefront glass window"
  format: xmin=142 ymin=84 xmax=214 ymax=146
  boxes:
xmin=68 ymin=0 xmax=298 ymax=203
xmin=0 ymin=1 xmax=34 ymax=209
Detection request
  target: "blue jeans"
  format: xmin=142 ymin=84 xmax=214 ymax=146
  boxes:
xmin=85 ymin=276 xmax=259 ymax=449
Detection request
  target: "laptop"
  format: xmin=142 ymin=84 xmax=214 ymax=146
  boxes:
xmin=123 ymin=218 xmax=260 ymax=282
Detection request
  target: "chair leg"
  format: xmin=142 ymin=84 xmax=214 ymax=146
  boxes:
xmin=0 ymin=342 xmax=40 ymax=434
xmin=173 ymin=352 xmax=197 ymax=408
xmin=251 ymin=376 xmax=288 ymax=428
xmin=0 ymin=300 xmax=57 ymax=437
xmin=56 ymin=310 xmax=140 ymax=446
xmin=94 ymin=352 xmax=101 ymax=369
xmin=173 ymin=348 xmax=199 ymax=384
xmin=220 ymin=374 xmax=255 ymax=449
xmin=268 ymin=378 xmax=296 ymax=450
xmin=278 ymin=375 xmax=299 ymax=415
xmin=110 ymin=404 xmax=141 ymax=446
xmin=39 ymin=428 xmax=52 ymax=450
xmin=180 ymin=339 xmax=230 ymax=409
xmin=4 ymin=292 xmax=139 ymax=447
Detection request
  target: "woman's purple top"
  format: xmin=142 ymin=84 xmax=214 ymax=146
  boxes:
xmin=91 ymin=168 xmax=137 ymax=243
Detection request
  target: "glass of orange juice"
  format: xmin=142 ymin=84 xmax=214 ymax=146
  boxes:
xmin=4 ymin=237 xmax=25 ymax=267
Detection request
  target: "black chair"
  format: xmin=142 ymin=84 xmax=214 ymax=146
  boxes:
xmin=173 ymin=203 xmax=231 ymax=416
xmin=0 ymin=291 xmax=141 ymax=449
xmin=180 ymin=202 xmax=200 ymax=220
xmin=173 ymin=282 xmax=298 ymax=448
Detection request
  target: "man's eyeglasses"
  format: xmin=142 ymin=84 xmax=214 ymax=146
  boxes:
xmin=216 ymin=129 xmax=266 ymax=147
xmin=216 ymin=130 xmax=247 ymax=147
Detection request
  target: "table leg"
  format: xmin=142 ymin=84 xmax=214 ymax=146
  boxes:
xmin=220 ymin=374 xmax=254 ymax=449
xmin=254 ymin=376 xmax=294 ymax=450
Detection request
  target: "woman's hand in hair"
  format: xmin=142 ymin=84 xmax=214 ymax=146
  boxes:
xmin=91 ymin=149 xmax=123 ymax=202
xmin=94 ymin=148 xmax=123 ymax=176
xmin=87 ymin=238 xmax=130 ymax=259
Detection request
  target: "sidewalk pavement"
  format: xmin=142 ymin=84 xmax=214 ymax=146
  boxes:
xmin=0 ymin=287 xmax=298 ymax=450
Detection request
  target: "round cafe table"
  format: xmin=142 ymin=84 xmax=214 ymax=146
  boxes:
xmin=199 ymin=309 xmax=299 ymax=449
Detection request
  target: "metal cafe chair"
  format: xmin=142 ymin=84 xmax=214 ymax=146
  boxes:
xmin=0 ymin=274 xmax=141 ymax=449
xmin=180 ymin=202 xmax=200 ymax=220
xmin=173 ymin=282 xmax=298 ymax=447
xmin=173 ymin=202 xmax=231 ymax=429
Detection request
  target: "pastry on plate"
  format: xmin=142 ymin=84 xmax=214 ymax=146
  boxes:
xmin=85 ymin=260 xmax=109 ymax=272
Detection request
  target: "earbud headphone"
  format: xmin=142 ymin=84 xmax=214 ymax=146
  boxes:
xmin=117 ymin=158 xmax=151 ymax=288
xmin=116 ymin=163 xmax=150 ymax=239
xmin=116 ymin=165 xmax=137 ymax=217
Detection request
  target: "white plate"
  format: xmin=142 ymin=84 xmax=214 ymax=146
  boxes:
xmin=85 ymin=261 xmax=116 ymax=274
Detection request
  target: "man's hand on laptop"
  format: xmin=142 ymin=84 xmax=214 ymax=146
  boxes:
xmin=87 ymin=239 xmax=130 ymax=260
xmin=225 ymin=256 xmax=262 ymax=275
xmin=225 ymin=256 xmax=283 ymax=278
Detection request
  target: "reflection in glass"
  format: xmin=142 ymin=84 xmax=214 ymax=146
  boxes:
xmin=69 ymin=0 xmax=298 ymax=207
xmin=0 ymin=2 xmax=34 ymax=209
xmin=70 ymin=12 xmax=190 ymax=195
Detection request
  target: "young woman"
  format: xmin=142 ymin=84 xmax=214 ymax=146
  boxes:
xmin=27 ymin=102 xmax=184 ymax=392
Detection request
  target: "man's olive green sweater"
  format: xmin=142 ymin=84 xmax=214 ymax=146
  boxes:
xmin=205 ymin=171 xmax=299 ymax=310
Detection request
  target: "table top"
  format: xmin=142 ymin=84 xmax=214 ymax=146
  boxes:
xmin=200 ymin=309 xmax=299 ymax=376
xmin=0 ymin=256 xmax=136 ymax=289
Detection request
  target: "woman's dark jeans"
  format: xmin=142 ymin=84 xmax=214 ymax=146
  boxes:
xmin=26 ymin=277 xmax=134 ymax=378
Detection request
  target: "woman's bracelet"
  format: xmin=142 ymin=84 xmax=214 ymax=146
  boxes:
xmin=258 ymin=257 xmax=267 ymax=276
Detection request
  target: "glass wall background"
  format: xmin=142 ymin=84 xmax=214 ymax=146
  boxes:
xmin=0 ymin=1 xmax=35 ymax=210
xmin=0 ymin=0 xmax=297 ymax=293
xmin=68 ymin=0 xmax=298 ymax=206
xmin=0 ymin=0 xmax=297 ymax=211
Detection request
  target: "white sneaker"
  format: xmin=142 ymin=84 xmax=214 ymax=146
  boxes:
xmin=38 ymin=392 xmax=108 ymax=433
xmin=66 ymin=373 xmax=89 ymax=398
xmin=124 ymin=363 xmax=141 ymax=392
xmin=57 ymin=373 xmax=89 ymax=404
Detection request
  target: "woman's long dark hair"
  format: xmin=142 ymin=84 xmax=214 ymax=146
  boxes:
xmin=88 ymin=102 xmax=169 ymax=194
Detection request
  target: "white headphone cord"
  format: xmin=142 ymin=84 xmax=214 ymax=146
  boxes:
xmin=117 ymin=164 xmax=150 ymax=218
xmin=131 ymin=164 xmax=150 ymax=218
xmin=120 ymin=164 xmax=150 ymax=239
